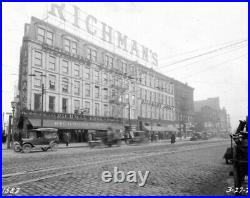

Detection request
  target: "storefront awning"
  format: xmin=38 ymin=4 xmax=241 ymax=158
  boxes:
xmin=143 ymin=125 xmax=179 ymax=132
xmin=28 ymin=118 xmax=122 ymax=131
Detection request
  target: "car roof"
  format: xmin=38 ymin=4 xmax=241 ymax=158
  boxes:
xmin=33 ymin=128 xmax=58 ymax=132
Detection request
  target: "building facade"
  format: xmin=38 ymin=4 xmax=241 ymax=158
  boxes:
xmin=194 ymin=97 xmax=230 ymax=134
xmin=17 ymin=17 xmax=178 ymax=142
xmin=173 ymin=81 xmax=194 ymax=137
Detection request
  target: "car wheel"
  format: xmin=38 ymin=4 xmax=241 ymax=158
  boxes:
xmin=22 ymin=144 xmax=32 ymax=153
xmin=14 ymin=144 xmax=22 ymax=152
xmin=50 ymin=142 xmax=58 ymax=151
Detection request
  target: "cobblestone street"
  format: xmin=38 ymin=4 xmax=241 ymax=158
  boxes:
xmin=2 ymin=139 xmax=239 ymax=195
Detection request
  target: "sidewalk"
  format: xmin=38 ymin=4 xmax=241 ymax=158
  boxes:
xmin=2 ymin=137 xmax=225 ymax=151
xmin=1 ymin=142 xmax=89 ymax=150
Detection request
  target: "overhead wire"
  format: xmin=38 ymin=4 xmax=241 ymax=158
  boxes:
xmin=157 ymin=39 xmax=247 ymax=69
xmin=158 ymin=43 xmax=247 ymax=74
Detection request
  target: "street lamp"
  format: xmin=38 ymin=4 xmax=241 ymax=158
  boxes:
xmin=29 ymin=74 xmax=46 ymax=127
xmin=11 ymin=101 xmax=17 ymax=148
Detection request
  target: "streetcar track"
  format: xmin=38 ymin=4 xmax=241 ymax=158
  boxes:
xmin=2 ymin=141 xmax=228 ymax=188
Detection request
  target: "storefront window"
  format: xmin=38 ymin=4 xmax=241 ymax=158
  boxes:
xmin=103 ymin=104 xmax=109 ymax=116
xmin=62 ymin=98 xmax=68 ymax=113
xmin=49 ymin=96 xmax=55 ymax=112
xmin=94 ymin=103 xmax=100 ymax=116
xmin=34 ymin=94 xmax=41 ymax=111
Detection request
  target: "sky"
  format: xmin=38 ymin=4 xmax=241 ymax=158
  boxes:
xmin=2 ymin=2 xmax=248 ymax=129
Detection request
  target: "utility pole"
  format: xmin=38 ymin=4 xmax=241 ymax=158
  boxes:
xmin=41 ymin=83 xmax=45 ymax=127
xmin=7 ymin=115 xmax=12 ymax=149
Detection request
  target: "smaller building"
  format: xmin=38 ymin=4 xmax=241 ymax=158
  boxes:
xmin=194 ymin=97 xmax=230 ymax=135
xmin=173 ymin=80 xmax=194 ymax=138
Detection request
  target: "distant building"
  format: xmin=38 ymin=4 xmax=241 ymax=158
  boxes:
xmin=194 ymin=97 xmax=230 ymax=133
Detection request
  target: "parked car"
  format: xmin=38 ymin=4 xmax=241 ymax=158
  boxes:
xmin=124 ymin=131 xmax=149 ymax=144
xmin=190 ymin=132 xmax=208 ymax=141
xmin=14 ymin=128 xmax=59 ymax=153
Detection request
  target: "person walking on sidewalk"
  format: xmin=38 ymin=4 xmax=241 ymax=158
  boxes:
xmin=65 ymin=132 xmax=70 ymax=146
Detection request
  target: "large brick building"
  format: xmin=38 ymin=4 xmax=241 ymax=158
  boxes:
xmin=17 ymin=17 xmax=178 ymax=142
xmin=173 ymin=80 xmax=194 ymax=137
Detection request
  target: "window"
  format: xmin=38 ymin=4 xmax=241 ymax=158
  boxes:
xmin=85 ymin=83 xmax=91 ymax=97
xmin=85 ymin=67 xmax=90 ymax=79
xmin=103 ymin=73 xmax=108 ymax=85
xmin=87 ymin=48 xmax=97 ymax=62
xmin=49 ymin=75 xmax=56 ymax=90
xmin=34 ymin=72 xmax=42 ymax=87
xmin=37 ymin=27 xmax=45 ymax=43
xmin=62 ymin=98 xmax=68 ymax=113
xmin=62 ymin=60 xmax=69 ymax=74
xmin=62 ymin=78 xmax=69 ymax=93
xmin=103 ymin=104 xmax=109 ymax=116
xmin=94 ymin=86 xmax=100 ymax=99
xmin=47 ymin=31 xmax=53 ymax=45
xmin=74 ymin=100 xmax=80 ymax=113
xmin=111 ymin=89 xmax=116 ymax=98
xmin=94 ymin=70 xmax=100 ymax=82
xmin=121 ymin=61 xmax=127 ymax=74
xmin=74 ymin=63 xmax=80 ymax=77
xmin=64 ymin=39 xmax=70 ymax=52
xmin=34 ymin=94 xmax=41 ymax=111
xmin=71 ymin=41 xmax=77 ymax=54
xmin=94 ymin=103 xmax=100 ymax=116
xmin=49 ymin=56 xmax=56 ymax=71
xmin=37 ymin=27 xmax=53 ymax=45
xmin=84 ymin=101 xmax=90 ymax=114
xmin=131 ymin=109 xmax=135 ymax=119
xmin=103 ymin=88 xmax=108 ymax=100
xmin=105 ymin=55 xmax=113 ymax=68
xmin=132 ymin=95 xmax=135 ymax=105
xmin=34 ymin=51 xmax=42 ymax=67
xmin=74 ymin=81 xmax=80 ymax=95
xmin=49 ymin=96 xmax=55 ymax=112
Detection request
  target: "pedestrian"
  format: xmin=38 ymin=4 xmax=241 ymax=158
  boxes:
xmin=65 ymin=132 xmax=70 ymax=146
xmin=171 ymin=134 xmax=176 ymax=144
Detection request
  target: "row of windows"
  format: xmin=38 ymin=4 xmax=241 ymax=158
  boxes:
xmin=33 ymin=73 xmax=136 ymax=102
xmin=34 ymin=93 xmax=136 ymax=118
xmin=36 ymin=26 xmax=174 ymax=94
xmin=139 ymin=88 xmax=174 ymax=106
xmin=140 ymin=104 xmax=175 ymax=121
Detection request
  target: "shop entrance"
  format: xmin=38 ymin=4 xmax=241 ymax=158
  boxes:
xmin=58 ymin=129 xmax=89 ymax=143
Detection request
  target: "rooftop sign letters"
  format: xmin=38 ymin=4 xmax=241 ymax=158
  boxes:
xmin=48 ymin=3 xmax=158 ymax=66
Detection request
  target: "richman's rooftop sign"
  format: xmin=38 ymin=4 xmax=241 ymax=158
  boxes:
xmin=48 ymin=3 xmax=158 ymax=66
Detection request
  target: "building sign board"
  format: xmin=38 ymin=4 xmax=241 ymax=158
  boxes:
xmin=47 ymin=3 xmax=158 ymax=67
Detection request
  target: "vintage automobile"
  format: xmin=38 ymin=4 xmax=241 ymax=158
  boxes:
xmin=230 ymin=118 xmax=248 ymax=194
xmin=124 ymin=131 xmax=149 ymax=144
xmin=88 ymin=128 xmax=122 ymax=148
xmin=190 ymin=132 xmax=208 ymax=141
xmin=14 ymin=128 xmax=59 ymax=153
